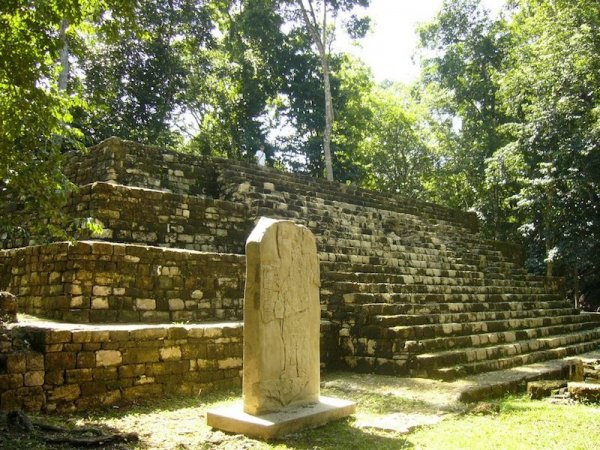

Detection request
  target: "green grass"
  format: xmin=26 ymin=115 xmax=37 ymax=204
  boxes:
xmin=1 ymin=388 xmax=599 ymax=449
xmin=406 ymin=396 xmax=600 ymax=450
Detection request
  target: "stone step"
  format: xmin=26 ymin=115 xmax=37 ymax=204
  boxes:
xmin=343 ymin=292 xmax=564 ymax=306
xmin=365 ymin=307 xmax=580 ymax=328
xmin=317 ymin=234 xmax=455 ymax=257
xmin=411 ymin=321 xmax=600 ymax=355
xmin=353 ymin=300 xmax=574 ymax=316
xmin=324 ymin=269 xmax=484 ymax=283
xmin=415 ymin=329 xmax=600 ymax=377
xmin=380 ymin=314 xmax=595 ymax=341
xmin=251 ymin=203 xmax=511 ymax=264
xmin=342 ymin=338 xmax=600 ymax=378
xmin=325 ymin=267 xmax=551 ymax=289
xmin=348 ymin=321 xmax=599 ymax=362
xmin=432 ymin=338 xmax=600 ymax=380
xmin=318 ymin=244 xmax=461 ymax=263
xmin=320 ymin=258 xmax=480 ymax=273
xmin=336 ymin=283 xmax=559 ymax=297
xmin=219 ymin=166 xmax=477 ymax=231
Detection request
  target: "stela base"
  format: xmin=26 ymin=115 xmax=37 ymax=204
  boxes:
xmin=207 ymin=396 xmax=356 ymax=440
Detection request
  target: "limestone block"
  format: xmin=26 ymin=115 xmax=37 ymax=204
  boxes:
xmin=48 ymin=384 xmax=81 ymax=402
xmin=91 ymin=297 xmax=109 ymax=309
xmin=96 ymin=350 xmax=123 ymax=367
xmin=0 ymin=291 xmax=18 ymax=321
xmin=6 ymin=354 xmax=27 ymax=373
xmin=45 ymin=352 xmax=76 ymax=370
xmin=27 ymin=354 xmax=44 ymax=371
xmin=66 ymin=368 xmax=93 ymax=383
xmin=568 ymin=382 xmax=600 ymax=402
xmin=169 ymin=299 xmax=185 ymax=310
xmin=204 ymin=327 xmax=223 ymax=339
xmin=0 ymin=374 xmax=23 ymax=390
xmin=135 ymin=298 xmax=156 ymax=311
xmin=130 ymin=328 xmax=166 ymax=340
xmin=243 ymin=218 xmax=321 ymax=415
xmin=160 ymin=346 xmax=182 ymax=361
xmin=218 ymin=357 xmax=243 ymax=370
xmin=70 ymin=296 xmax=84 ymax=308
xmin=527 ymin=380 xmax=566 ymax=399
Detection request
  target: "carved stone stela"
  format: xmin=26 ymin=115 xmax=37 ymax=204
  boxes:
xmin=207 ymin=218 xmax=355 ymax=439
xmin=243 ymin=217 xmax=320 ymax=415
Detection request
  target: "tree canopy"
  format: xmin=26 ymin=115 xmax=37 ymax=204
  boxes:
xmin=2 ymin=0 xmax=599 ymax=301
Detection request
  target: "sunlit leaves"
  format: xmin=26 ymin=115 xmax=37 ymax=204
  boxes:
xmin=500 ymin=0 xmax=600 ymax=279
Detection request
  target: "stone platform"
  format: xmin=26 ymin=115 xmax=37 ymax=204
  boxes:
xmin=1 ymin=137 xmax=599 ymax=413
xmin=207 ymin=396 xmax=356 ymax=439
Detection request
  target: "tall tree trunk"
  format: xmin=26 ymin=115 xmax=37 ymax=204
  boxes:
xmin=58 ymin=18 xmax=70 ymax=92
xmin=321 ymin=45 xmax=334 ymax=182
xmin=297 ymin=0 xmax=334 ymax=181
xmin=573 ymin=264 xmax=579 ymax=308
xmin=53 ymin=17 xmax=69 ymax=148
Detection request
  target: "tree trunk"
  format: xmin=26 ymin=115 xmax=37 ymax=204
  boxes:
xmin=321 ymin=48 xmax=334 ymax=181
xmin=545 ymin=238 xmax=553 ymax=278
xmin=297 ymin=0 xmax=335 ymax=181
xmin=573 ymin=264 xmax=579 ymax=308
xmin=58 ymin=18 xmax=70 ymax=92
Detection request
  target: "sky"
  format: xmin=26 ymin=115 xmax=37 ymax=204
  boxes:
xmin=336 ymin=0 xmax=506 ymax=83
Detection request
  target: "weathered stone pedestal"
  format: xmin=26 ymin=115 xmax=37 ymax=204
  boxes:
xmin=207 ymin=396 xmax=355 ymax=440
xmin=207 ymin=218 xmax=355 ymax=439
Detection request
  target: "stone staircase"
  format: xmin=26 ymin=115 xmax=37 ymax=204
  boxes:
xmin=208 ymin=148 xmax=600 ymax=379
xmin=1 ymin=137 xmax=599 ymax=411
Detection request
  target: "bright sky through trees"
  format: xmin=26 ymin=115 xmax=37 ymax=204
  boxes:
xmin=337 ymin=0 xmax=506 ymax=82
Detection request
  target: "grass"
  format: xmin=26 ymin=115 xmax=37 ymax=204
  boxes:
xmin=407 ymin=396 xmax=600 ymax=450
xmin=1 ymin=385 xmax=599 ymax=449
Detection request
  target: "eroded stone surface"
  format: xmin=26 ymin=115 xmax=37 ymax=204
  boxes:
xmin=0 ymin=291 xmax=17 ymax=322
xmin=243 ymin=218 xmax=321 ymax=415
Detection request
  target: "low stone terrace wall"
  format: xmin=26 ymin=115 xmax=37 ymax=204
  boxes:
xmin=64 ymin=137 xmax=479 ymax=232
xmin=0 ymin=241 xmax=245 ymax=323
xmin=0 ymin=322 xmax=243 ymax=413
xmin=64 ymin=137 xmax=220 ymax=196
xmin=71 ymin=182 xmax=253 ymax=253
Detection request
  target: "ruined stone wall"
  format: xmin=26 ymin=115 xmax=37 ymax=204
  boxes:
xmin=0 ymin=323 xmax=242 ymax=413
xmin=70 ymin=182 xmax=252 ymax=253
xmin=65 ymin=138 xmax=480 ymax=233
xmin=1 ymin=241 xmax=245 ymax=323
xmin=64 ymin=137 xmax=219 ymax=196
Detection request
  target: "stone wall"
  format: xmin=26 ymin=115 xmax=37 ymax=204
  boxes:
xmin=0 ymin=241 xmax=245 ymax=323
xmin=0 ymin=322 xmax=242 ymax=413
xmin=64 ymin=137 xmax=479 ymax=233
xmin=64 ymin=137 xmax=219 ymax=196
xmin=70 ymin=182 xmax=252 ymax=253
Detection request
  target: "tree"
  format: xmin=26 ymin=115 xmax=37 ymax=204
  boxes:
xmin=280 ymin=0 xmax=370 ymax=181
xmin=185 ymin=0 xmax=293 ymax=161
xmin=358 ymin=82 xmax=432 ymax=197
xmin=75 ymin=0 xmax=214 ymax=148
xmin=418 ymin=0 xmax=510 ymax=238
xmin=1 ymin=1 xmax=85 ymax=237
xmin=498 ymin=0 xmax=600 ymax=291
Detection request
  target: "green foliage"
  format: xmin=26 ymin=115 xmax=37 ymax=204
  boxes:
xmin=4 ymin=0 xmax=599 ymax=295
xmin=0 ymin=1 xmax=83 ymax=236
xmin=75 ymin=0 xmax=214 ymax=148
xmin=499 ymin=0 xmax=600 ymax=282
xmin=187 ymin=0 xmax=292 ymax=161
xmin=357 ymin=82 xmax=432 ymax=197
xmin=418 ymin=0 xmax=510 ymax=237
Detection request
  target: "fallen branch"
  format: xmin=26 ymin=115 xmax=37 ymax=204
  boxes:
xmin=7 ymin=410 xmax=139 ymax=446
xmin=43 ymin=431 xmax=139 ymax=446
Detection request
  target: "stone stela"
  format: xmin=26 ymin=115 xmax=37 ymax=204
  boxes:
xmin=207 ymin=217 xmax=355 ymax=439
